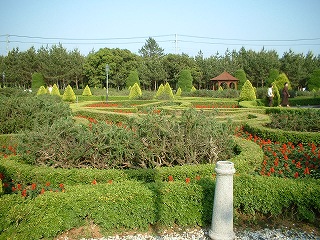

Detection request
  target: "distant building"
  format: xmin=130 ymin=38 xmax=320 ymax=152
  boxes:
xmin=211 ymin=71 xmax=239 ymax=90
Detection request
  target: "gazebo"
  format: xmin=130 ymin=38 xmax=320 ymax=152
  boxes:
xmin=210 ymin=71 xmax=239 ymax=90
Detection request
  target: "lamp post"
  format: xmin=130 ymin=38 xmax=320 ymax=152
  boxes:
xmin=105 ymin=64 xmax=109 ymax=103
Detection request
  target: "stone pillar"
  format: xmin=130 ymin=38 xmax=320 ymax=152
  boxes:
xmin=209 ymin=161 xmax=236 ymax=240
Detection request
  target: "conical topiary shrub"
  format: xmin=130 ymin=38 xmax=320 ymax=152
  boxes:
xmin=36 ymin=86 xmax=47 ymax=95
xmin=239 ymin=80 xmax=256 ymax=101
xmin=155 ymin=84 xmax=164 ymax=99
xmin=82 ymin=85 xmax=92 ymax=96
xmin=191 ymin=86 xmax=196 ymax=92
xmin=51 ymin=84 xmax=60 ymax=96
xmin=176 ymin=87 xmax=182 ymax=97
xmin=129 ymin=82 xmax=142 ymax=99
xmin=163 ymin=82 xmax=174 ymax=100
xmin=62 ymin=85 xmax=76 ymax=102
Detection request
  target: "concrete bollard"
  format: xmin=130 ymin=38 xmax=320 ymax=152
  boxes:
xmin=209 ymin=161 xmax=236 ymax=240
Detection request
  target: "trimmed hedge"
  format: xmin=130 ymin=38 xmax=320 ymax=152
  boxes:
xmin=0 ymin=176 xmax=319 ymax=239
xmin=244 ymin=120 xmax=320 ymax=145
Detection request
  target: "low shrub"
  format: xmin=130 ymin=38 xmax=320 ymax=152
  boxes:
xmin=266 ymin=108 xmax=320 ymax=132
xmin=0 ymin=94 xmax=72 ymax=134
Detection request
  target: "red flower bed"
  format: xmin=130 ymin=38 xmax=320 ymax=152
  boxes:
xmin=86 ymin=102 xmax=120 ymax=108
xmin=235 ymin=127 xmax=320 ymax=179
xmin=1 ymin=172 xmax=65 ymax=199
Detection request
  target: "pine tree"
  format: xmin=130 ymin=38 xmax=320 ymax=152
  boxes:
xmin=51 ymin=84 xmax=60 ymax=96
xmin=129 ymin=82 xmax=142 ymax=99
xmin=62 ymin=85 xmax=76 ymax=102
xmin=36 ymin=86 xmax=47 ymax=95
xmin=82 ymin=85 xmax=92 ymax=96
xmin=267 ymin=69 xmax=280 ymax=86
xmin=307 ymin=69 xmax=320 ymax=91
xmin=239 ymin=80 xmax=256 ymax=101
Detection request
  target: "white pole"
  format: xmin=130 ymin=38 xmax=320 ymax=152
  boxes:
xmin=209 ymin=161 xmax=236 ymax=240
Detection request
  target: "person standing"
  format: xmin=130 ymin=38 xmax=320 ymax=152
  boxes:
xmin=281 ymin=82 xmax=290 ymax=107
xmin=267 ymin=84 xmax=274 ymax=107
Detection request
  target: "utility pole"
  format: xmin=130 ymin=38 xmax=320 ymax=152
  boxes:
xmin=175 ymin=34 xmax=178 ymax=54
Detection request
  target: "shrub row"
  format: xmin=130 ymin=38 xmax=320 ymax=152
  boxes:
xmin=1 ymin=175 xmax=319 ymax=239
xmin=244 ymin=121 xmax=320 ymax=145
xmin=265 ymin=108 xmax=320 ymax=132
xmin=0 ymin=137 xmax=262 ymax=186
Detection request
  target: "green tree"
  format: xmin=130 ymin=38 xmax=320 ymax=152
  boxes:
xmin=239 ymin=80 xmax=256 ymax=101
xmin=162 ymin=82 xmax=174 ymax=100
xmin=139 ymin=37 xmax=164 ymax=58
xmin=32 ymin=73 xmax=45 ymax=90
xmin=82 ymin=85 xmax=92 ymax=96
xmin=177 ymin=69 xmax=193 ymax=92
xmin=62 ymin=85 xmax=76 ymax=102
xmin=129 ymin=82 xmax=142 ymax=99
xmin=234 ymin=69 xmax=247 ymax=89
xmin=307 ymin=69 xmax=320 ymax=91
xmin=126 ymin=70 xmax=140 ymax=88
xmin=274 ymin=73 xmax=291 ymax=91
xmin=267 ymin=69 xmax=280 ymax=86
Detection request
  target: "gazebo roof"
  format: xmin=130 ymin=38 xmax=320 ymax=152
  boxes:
xmin=211 ymin=71 xmax=238 ymax=81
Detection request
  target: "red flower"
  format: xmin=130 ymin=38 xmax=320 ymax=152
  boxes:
xmin=195 ymin=175 xmax=201 ymax=181
xmin=294 ymin=172 xmax=299 ymax=178
xmin=59 ymin=183 xmax=64 ymax=189
xmin=17 ymin=183 xmax=22 ymax=190
xmin=168 ymin=175 xmax=174 ymax=182
xmin=40 ymin=188 xmax=45 ymax=194
xmin=21 ymin=189 xmax=27 ymax=197
xmin=304 ymin=167 xmax=310 ymax=175
xmin=270 ymin=167 xmax=275 ymax=173
xmin=31 ymin=183 xmax=37 ymax=190
xmin=0 ymin=172 xmax=4 ymax=180
xmin=185 ymin=178 xmax=191 ymax=184
xmin=296 ymin=161 xmax=302 ymax=169
xmin=12 ymin=186 xmax=16 ymax=191
xmin=108 ymin=180 xmax=113 ymax=184
xmin=45 ymin=182 xmax=51 ymax=187
xmin=92 ymin=179 xmax=97 ymax=185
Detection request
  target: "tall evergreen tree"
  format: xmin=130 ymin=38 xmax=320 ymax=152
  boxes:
xmin=177 ymin=69 xmax=193 ymax=92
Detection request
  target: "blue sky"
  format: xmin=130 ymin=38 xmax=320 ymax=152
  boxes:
xmin=1 ymin=0 xmax=319 ymax=57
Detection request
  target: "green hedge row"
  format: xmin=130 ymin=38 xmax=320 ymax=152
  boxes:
xmin=288 ymin=97 xmax=320 ymax=106
xmin=244 ymin=121 xmax=320 ymax=145
xmin=1 ymin=175 xmax=319 ymax=239
xmin=0 ymin=137 xmax=262 ymax=186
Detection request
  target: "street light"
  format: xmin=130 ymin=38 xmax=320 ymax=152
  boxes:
xmin=105 ymin=64 xmax=109 ymax=103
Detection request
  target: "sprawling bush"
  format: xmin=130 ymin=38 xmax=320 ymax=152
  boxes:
xmin=0 ymin=93 xmax=72 ymax=134
xmin=17 ymin=109 xmax=235 ymax=169
xmin=266 ymin=108 xmax=320 ymax=132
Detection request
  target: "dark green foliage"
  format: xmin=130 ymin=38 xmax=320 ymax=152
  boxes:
xmin=307 ymin=68 xmax=320 ymax=91
xmin=266 ymin=108 xmax=320 ymax=132
xmin=266 ymin=68 xmax=280 ymax=86
xmin=0 ymin=94 xmax=72 ymax=134
xmin=234 ymin=69 xmax=247 ymax=89
xmin=177 ymin=69 xmax=193 ymax=92
xmin=31 ymin=72 xmax=45 ymax=90
xmin=17 ymin=109 xmax=235 ymax=169
xmin=126 ymin=70 xmax=140 ymax=89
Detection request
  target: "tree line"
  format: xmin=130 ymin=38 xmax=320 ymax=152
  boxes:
xmin=0 ymin=37 xmax=319 ymax=91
